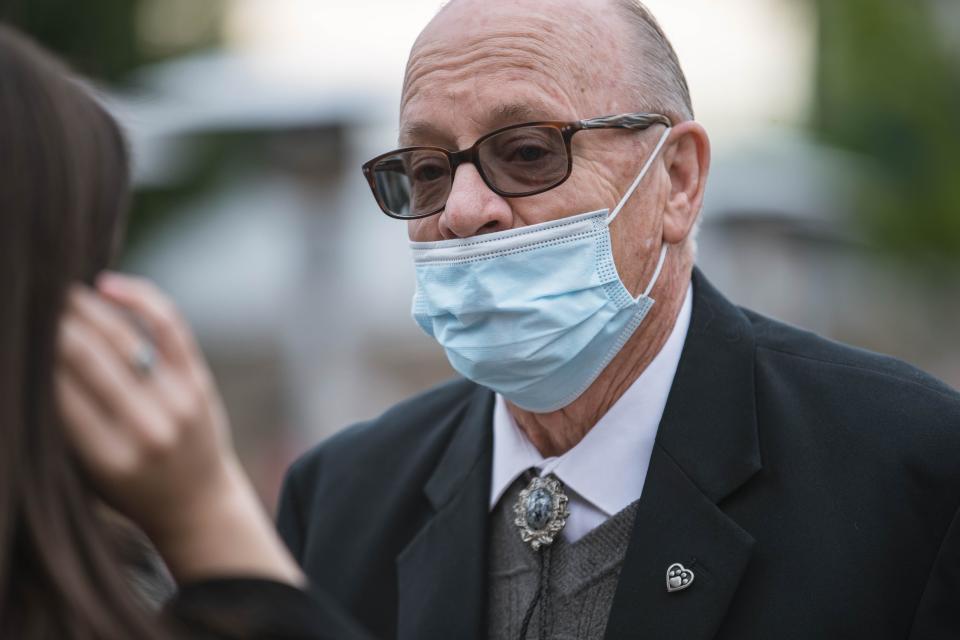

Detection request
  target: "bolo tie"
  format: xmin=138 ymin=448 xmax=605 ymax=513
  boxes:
xmin=512 ymin=469 xmax=570 ymax=640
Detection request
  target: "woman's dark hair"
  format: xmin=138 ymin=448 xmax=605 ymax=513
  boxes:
xmin=0 ymin=24 xmax=166 ymax=639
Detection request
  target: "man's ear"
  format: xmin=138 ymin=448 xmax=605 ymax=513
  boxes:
xmin=661 ymin=121 xmax=710 ymax=245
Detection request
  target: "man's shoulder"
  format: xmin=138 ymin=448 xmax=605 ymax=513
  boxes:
xmin=285 ymin=377 xmax=480 ymax=487
xmin=744 ymin=307 xmax=959 ymax=404
xmin=741 ymin=307 xmax=960 ymax=472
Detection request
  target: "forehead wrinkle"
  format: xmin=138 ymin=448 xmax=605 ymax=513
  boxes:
xmin=402 ymin=32 xmax=568 ymax=107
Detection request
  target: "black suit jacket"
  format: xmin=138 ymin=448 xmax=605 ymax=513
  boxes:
xmin=277 ymin=269 xmax=960 ymax=639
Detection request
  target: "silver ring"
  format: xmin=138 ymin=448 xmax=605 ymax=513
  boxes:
xmin=131 ymin=342 xmax=156 ymax=377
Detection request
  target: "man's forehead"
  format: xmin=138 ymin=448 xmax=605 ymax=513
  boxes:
xmin=399 ymin=0 xmax=627 ymax=144
xmin=406 ymin=1 xmax=622 ymax=90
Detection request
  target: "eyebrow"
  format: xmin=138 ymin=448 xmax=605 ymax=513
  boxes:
xmin=489 ymin=102 xmax=544 ymax=126
xmin=399 ymin=101 xmax=558 ymax=147
xmin=399 ymin=120 xmax=445 ymax=147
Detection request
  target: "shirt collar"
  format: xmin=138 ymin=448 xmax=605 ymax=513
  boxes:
xmin=489 ymin=283 xmax=693 ymax=515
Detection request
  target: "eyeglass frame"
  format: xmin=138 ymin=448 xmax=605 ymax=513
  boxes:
xmin=361 ymin=112 xmax=673 ymax=220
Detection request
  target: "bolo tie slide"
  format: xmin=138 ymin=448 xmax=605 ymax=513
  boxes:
xmin=513 ymin=472 xmax=570 ymax=640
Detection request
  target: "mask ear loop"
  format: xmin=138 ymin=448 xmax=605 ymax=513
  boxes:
xmin=604 ymin=126 xmax=672 ymax=226
xmin=599 ymin=125 xmax=672 ymax=302
xmin=640 ymin=244 xmax=668 ymax=300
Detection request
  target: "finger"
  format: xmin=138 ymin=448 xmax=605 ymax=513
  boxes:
xmin=69 ymin=284 xmax=216 ymax=433
xmin=55 ymin=366 xmax=133 ymax=474
xmin=57 ymin=313 xmax=157 ymax=432
xmin=150 ymin=366 xmax=202 ymax=432
xmin=68 ymin=285 xmax=156 ymax=378
xmin=96 ymin=273 xmax=203 ymax=377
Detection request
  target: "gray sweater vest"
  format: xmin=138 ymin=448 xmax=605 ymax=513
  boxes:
xmin=485 ymin=477 xmax=640 ymax=640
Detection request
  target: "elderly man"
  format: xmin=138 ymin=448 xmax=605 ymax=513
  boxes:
xmin=278 ymin=1 xmax=960 ymax=638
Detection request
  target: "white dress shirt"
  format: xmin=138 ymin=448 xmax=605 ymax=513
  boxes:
xmin=489 ymin=284 xmax=693 ymax=543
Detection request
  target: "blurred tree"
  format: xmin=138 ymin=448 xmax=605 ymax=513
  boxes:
xmin=1 ymin=0 xmax=141 ymax=81
xmin=2 ymin=0 xmax=231 ymax=254
xmin=0 ymin=0 xmax=225 ymax=83
xmin=814 ymin=0 xmax=960 ymax=262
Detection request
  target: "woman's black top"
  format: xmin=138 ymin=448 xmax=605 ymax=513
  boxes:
xmin=165 ymin=578 xmax=374 ymax=640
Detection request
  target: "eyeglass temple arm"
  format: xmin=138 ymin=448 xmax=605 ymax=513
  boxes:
xmin=578 ymin=113 xmax=672 ymax=130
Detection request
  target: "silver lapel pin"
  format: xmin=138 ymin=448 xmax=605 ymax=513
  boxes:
xmin=666 ymin=562 xmax=694 ymax=593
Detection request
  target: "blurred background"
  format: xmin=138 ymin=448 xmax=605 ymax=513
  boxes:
xmin=3 ymin=0 xmax=958 ymax=511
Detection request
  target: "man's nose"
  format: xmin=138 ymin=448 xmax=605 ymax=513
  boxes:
xmin=438 ymin=163 xmax=512 ymax=239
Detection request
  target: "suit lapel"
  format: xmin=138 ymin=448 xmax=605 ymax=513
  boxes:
xmin=605 ymin=269 xmax=763 ymax=639
xmin=396 ymin=385 xmax=494 ymax=640
xmin=603 ymin=445 xmax=756 ymax=639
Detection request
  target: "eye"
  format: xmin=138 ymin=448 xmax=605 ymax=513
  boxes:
xmin=513 ymin=145 xmax=549 ymax=162
xmin=491 ymin=133 xmax=558 ymax=165
xmin=412 ymin=162 xmax=448 ymax=183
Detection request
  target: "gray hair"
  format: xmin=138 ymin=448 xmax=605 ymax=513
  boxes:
xmin=613 ymin=0 xmax=694 ymax=123
xmin=614 ymin=1 xmax=700 ymax=259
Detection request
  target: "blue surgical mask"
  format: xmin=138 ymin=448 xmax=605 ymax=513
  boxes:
xmin=410 ymin=127 xmax=672 ymax=413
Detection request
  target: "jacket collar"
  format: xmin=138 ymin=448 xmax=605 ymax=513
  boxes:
xmin=657 ymin=267 xmax=762 ymax=502
xmin=422 ymin=384 xmax=494 ymax=510
xmin=396 ymin=385 xmax=494 ymax=640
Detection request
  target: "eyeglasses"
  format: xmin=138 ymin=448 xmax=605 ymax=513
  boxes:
xmin=361 ymin=112 xmax=671 ymax=220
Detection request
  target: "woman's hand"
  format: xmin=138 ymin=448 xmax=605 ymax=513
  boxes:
xmin=56 ymin=273 xmax=303 ymax=586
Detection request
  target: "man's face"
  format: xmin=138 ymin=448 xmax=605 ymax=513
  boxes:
xmin=400 ymin=0 xmax=672 ymax=296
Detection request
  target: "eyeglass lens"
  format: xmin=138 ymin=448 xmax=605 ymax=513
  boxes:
xmin=370 ymin=125 xmax=569 ymax=218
